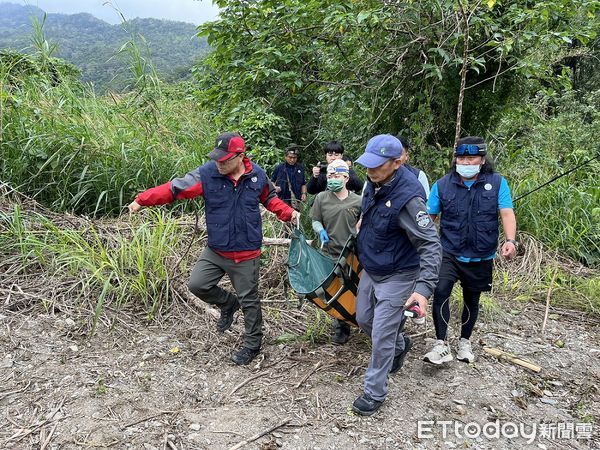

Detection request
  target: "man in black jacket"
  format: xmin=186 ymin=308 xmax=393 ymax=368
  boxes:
xmin=307 ymin=141 xmax=363 ymax=195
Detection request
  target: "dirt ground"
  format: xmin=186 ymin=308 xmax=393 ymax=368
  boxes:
xmin=1 ymin=280 xmax=599 ymax=450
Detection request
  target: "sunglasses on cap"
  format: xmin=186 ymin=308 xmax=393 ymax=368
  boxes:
xmin=454 ymin=143 xmax=486 ymax=156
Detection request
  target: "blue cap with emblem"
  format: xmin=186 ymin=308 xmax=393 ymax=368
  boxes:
xmin=355 ymin=134 xmax=404 ymax=168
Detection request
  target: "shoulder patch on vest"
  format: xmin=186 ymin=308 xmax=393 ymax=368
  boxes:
xmin=415 ymin=210 xmax=431 ymax=228
xmin=251 ymin=176 xmax=258 ymax=183
xmin=484 ymin=183 xmax=492 ymax=191
xmin=385 ymin=200 xmax=391 ymax=208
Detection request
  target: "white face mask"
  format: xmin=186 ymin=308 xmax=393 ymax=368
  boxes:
xmin=456 ymin=164 xmax=481 ymax=179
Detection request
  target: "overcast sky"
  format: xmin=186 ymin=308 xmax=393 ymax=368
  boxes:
xmin=25 ymin=1 xmax=220 ymax=25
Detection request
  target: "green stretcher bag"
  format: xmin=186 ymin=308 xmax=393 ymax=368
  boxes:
xmin=287 ymin=229 xmax=362 ymax=326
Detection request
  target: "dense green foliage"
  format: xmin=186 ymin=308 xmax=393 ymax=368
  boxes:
xmin=196 ymin=0 xmax=598 ymax=154
xmin=0 ymin=3 xmax=209 ymax=91
xmin=495 ymin=91 xmax=600 ymax=266
xmin=195 ymin=0 xmax=600 ymax=265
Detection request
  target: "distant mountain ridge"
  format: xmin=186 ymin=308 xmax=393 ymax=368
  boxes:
xmin=0 ymin=2 xmax=209 ymax=91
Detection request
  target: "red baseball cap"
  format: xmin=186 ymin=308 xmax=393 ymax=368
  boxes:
xmin=208 ymin=132 xmax=246 ymax=162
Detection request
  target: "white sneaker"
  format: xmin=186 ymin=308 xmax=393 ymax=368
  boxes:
xmin=411 ymin=316 xmax=426 ymax=326
xmin=456 ymin=338 xmax=475 ymax=363
xmin=423 ymin=340 xmax=453 ymax=365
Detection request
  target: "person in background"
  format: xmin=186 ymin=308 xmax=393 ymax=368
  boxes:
xmin=352 ymin=134 xmax=441 ymax=416
xmin=423 ymin=136 xmax=517 ymax=365
xmin=128 ymin=132 xmax=300 ymax=366
xmin=310 ymin=159 xmax=362 ymax=345
xmin=342 ymin=154 xmax=353 ymax=170
xmin=307 ymin=141 xmax=363 ymax=195
xmin=397 ymin=136 xmax=430 ymax=199
xmin=271 ymin=144 xmax=307 ymax=210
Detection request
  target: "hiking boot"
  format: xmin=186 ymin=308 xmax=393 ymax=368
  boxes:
xmin=352 ymin=394 xmax=383 ymax=416
xmin=423 ymin=339 xmax=453 ymax=365
xmin=216 ymin=298 xmax=240 ymax=332
xmin=456 ymin=338 xmax=475 ymax=363
xmin=390 ymin=336 xmax=412 ymax=374
xmin=231 ymin=346 xmax=260 ymax=365
xmin=332 ymin=321 xmax=351 ymax=345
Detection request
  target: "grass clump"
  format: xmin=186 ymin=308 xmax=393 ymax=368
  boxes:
xmin=493 ymin=91 xmax=600 ymax=267
xmin=0 ymin=203 xmax=189 ymax=325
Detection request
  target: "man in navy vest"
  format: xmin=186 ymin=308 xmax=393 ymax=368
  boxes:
xmin=271 ymin=144 xmax=307 ymax=209
xmin=129 ymin=132 xmax=300 ymax=365
xmin=423 ymin=136 xmax=516 ymax=365
xmin=352 ymin=134 xmax=442 ymax=416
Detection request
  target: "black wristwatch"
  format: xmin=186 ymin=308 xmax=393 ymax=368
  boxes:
xmin=506 ymin=239 xmax=518 ymax=247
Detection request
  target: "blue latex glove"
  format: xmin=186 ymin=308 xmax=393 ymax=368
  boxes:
xmin=319 ymin=229 xmax=330 ymax=244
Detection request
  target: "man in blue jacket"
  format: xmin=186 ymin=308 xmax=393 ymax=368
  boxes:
xmin=352 ymin=135 xmax=441 ymax=416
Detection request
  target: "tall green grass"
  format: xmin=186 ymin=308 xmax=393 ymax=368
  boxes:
xmin=0 ymin=204 xmax=186 ymax=322
xmin=492 ymin=90 xmax=600 ymax=267
xmin=1 ymin=15 xmax=218 ymax=217
xmin=1 ymin=60 xmax=216 ymax=215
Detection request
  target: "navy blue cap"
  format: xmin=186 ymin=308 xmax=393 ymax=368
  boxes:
xmin=355 ymin=134 xmax=404 ymax=168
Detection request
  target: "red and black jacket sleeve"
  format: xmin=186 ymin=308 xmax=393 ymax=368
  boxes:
xmin=135 ymin=169 xmax=204 ymax=206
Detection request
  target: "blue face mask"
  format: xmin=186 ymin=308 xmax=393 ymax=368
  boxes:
xmin=456 ymin=164 xmax=481 ymax=179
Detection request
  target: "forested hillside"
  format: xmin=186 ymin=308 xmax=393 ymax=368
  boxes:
xmin=0 ymin=2 xmax=209 ymax=90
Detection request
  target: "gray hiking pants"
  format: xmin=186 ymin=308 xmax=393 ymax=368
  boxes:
xmin=356 ymin=270 xmax=417 ymax=401
xmin=187 ymin=247 xmax=262 ymax=350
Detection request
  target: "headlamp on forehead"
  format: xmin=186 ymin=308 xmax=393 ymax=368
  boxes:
xmin=454 ymin=143 xmax=487 ymax=156
xmin=327 ymin=166 xmax=349 ymax=175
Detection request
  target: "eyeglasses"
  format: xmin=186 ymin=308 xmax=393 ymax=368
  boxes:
xmin=219 ymin=153 xmax=242 ymax=163
xmin=455 ymin=144 xmax=486 ymax=156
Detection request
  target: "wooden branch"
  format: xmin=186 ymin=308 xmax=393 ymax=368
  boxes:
xmin=483 ymin=347 xmax=541 ymax=373
xmin=120 ymin=410 xmax=178 ymax=430
xmin=40 ymin=422 xmax=58 ymax=450
xmin=294 ymin=361 xmax=322 ymax=389
xmin=541 ymin=268 xmax=558 ymax=334
xmin=228 ymin=372 xmax=268 ymax=396
xmin=228 ymin=418 xmax=291 ymax=450
xmin=262 ymin=238 xmax=291 ymax=246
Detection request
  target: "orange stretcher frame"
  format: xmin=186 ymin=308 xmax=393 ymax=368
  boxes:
xmin=296 ymin=237 xmax=362 ymax=327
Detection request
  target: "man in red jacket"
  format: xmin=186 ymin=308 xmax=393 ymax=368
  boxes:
xmin=129 ymin=132 xmax=300 ymax=365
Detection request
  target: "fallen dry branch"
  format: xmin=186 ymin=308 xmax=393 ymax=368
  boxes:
xmin=39 ymin=422 xmax=58 ymax=450
xmin=228 ymin=372 xmax=269 ymax=397
xmin=483 ymin=347 xmax=541 ymax=373
xmin=120 ymin=410 xmax=179 ymax=430
xmin=541 ymin=267 xmax=558 ymax=334
xmin=227 ymin=417 xmax=292 ymax=450
xmin=5 ymin=397 xmax=66 ymax=444
xmin=294 ymin=361 xmax=323 ymax=389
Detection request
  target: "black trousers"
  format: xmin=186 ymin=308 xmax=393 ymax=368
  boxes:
xmin=432 ymin=252 xmax=493 ymax=341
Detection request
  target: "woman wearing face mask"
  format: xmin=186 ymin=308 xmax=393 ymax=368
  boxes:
xmin=423 ymin=136 xmax=517 ymax=365
xmin=310 ymin=159 xmax=362 ymax=344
